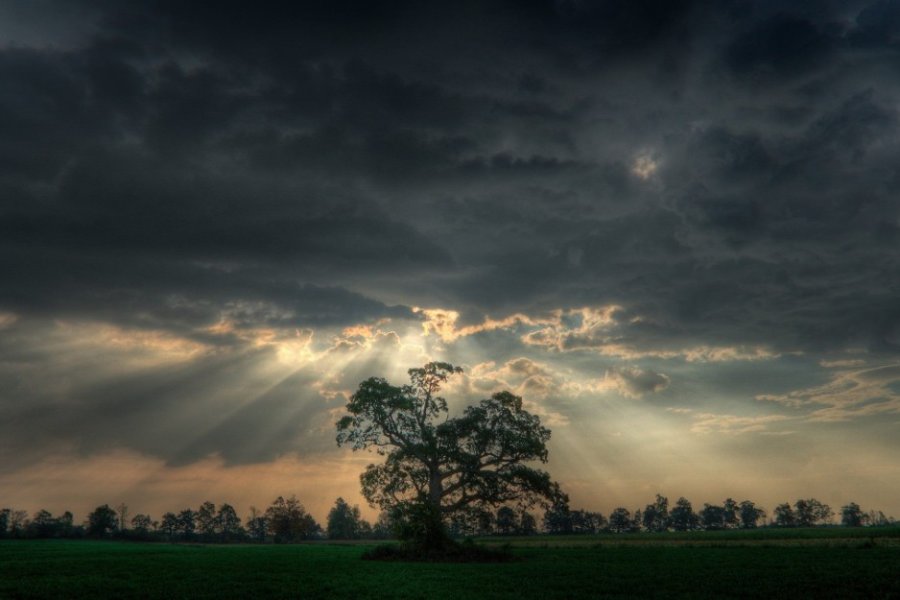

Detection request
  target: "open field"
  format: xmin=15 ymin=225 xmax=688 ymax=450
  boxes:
xmin=1 ymin=529 xmax=899 ymax=599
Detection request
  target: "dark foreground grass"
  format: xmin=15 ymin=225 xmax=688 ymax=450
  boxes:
xmin=1 ymin=530 xmax=899 ymax=599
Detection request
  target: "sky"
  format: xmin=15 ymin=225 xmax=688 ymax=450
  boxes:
xmin=1 ymin=0 xmax=900 ymax=525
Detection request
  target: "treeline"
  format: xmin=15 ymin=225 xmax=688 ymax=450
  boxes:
xmin=538 ymin=495 xmax=896 ymax=535
xmin=0 ymin=495 xmax=895 ymax=542
xmin=434 ymin=496 xmax=895 ymax=537
xmin=0 ymin=496 xmax=399 ymax=543
xmin=0 ymin=496 xmax=323 ymax=543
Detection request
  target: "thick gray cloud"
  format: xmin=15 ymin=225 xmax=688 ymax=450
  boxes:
xmin=2 ymin=0 xmax=900 ymax=480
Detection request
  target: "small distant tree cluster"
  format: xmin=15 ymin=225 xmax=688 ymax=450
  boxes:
xmin=0 ymin=508 xmax=77 ymax=539
xmin=542 ymin=502 xmax=606 ymax=535
xmin=605 ymin=508 xmax=632 ymax=533
xmin=773 ymin=498 xmax=833 ymax=527
xmin=157 ymin=501 xmax=247 ymax=542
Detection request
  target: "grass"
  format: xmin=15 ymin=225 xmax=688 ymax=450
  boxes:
xmin=1 ymin=528 xmax=899 ymax=599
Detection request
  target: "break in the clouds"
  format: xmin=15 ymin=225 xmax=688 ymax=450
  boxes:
xmin=2 ymin=0 xmax=900 ymax=520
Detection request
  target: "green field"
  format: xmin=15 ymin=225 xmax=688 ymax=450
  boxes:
xmin=1 ymin=529 xmax=899 ymax=599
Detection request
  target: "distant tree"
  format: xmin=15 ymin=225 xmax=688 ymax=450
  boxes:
xmin=265 ymin=496 xmax=320 ymax=542
xmin=86 ymin=505 xmax=117 ymax=538
xmin=811 ymin=499 xmax=833 ymax=525
xmin=58 ymin=511 xmax=75 ymax=537
xmin=670 ymin=497 xmax=699 ymax=531
xmin=197 ymin=501 xmax=217 ymax=539
xmin=867 ymin=510 xmax=893 ymax=527
xmin=571 ymin=510 xmax=606 ymax=534
xmin=446 ymin=507 xmax=494 ymax=537
xmin=738 ymin=500 xmax=765 ymax=528
xmin=116 ymin=503 xmax=129 ymax=533
xmin=519 ymin=511 xmax=538 ymax=536
xmin=8 ymin=510 xmax=28 ymax=537
xmin=476 ymin=509 xmax=495 ymax=536
xmin=246 ymin=506 xmax=268 ymax=542
xmin=699 ymin=504 xmax=727 ymax=530
xmin=216 ymin=503 xmax=243 ymax=541
xmin=371 ymin=510 xmax=396 ymax=539
xmin=723 ymin=498 xmax=738 ymax=528
xmin=131 ymin=514 xmax=153 ymax=533
xmin=0 ymin=509 xmax=9 ymax=538
xmin=542 ymin=501 xmax=573 ymax=534
xmin=643 ymin=494 xmax=670 ymax=532
xmin=177 ymin=509 xmax=196 ymax=539
xmin=358 ymin=519 xmax=373 ymax=538
xmin=336 ymin=362 xmax=564 ymax=550
xmin=327 ymin=497 xmax=363 ymax=540
xmin=87 ymin=504 xmax=118 ymax=538
xmin=794 ymin=498 xmax=832 ymax=527
xmin=608 ymin=507 xmax=633 ymax=533
xmin=774 ymin=503 xmax=796 ymax=527
xmin=841 ymin=502 xmax=865 ymax=527
xmin=495 ymin=506 xmax=517 ymax=535
xmin=160 ymin=512 xmax=179 ymax=538
xmin=29 ymin=509 xmax=59 ymax=538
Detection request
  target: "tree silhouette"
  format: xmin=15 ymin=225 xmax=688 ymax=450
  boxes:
xmin=116 ymin=502 xmax=129 ymax=533
xmin=265 ymin=496 xmax=320 ymax=542
xmin=177 ymin=509 xmax=196 ymax=539
xmin=542 ymin=500 xmax=573 ymax=534
xmin=723 ymin=498 xmax=739 ymax=528
xmin=87 ymin=504 xmax=118 ymax=538
xmin=159 ymin=512 xmax=178 ymax=538
xmin=519 ymin=510 xmax=538 ymax=535
xmin=774 ymin=502 xmax=796 ymax=527
xmin=794 ymin=498 xmax=832 ymax=526
xmin=738 ymin=500 xmax=766 ymax=528
xmin=197 ymin=501 xmax=217 ymax=539
xmin=699 ymin=503 xmax=727 ymax=530
xmin=246 ymin=507 xmax=268 ymax=542
xmin=841 ymin=502 xmax=864 ymax=527
xmin=336 ymin=362 xmax=564 ymax=550
xmin=216 ymin=503 xmax=243 ymax=541
xmin=495 ymin=506 xmax=517 ymax=535
xmin=643 ymin=494 xmax=670 ymax=532
xmin=327 ymin=497 xmax=364 ymax=539
xmin=670 ymin=497 xmax=699 ymax=531
xmin=608 ymin=507 xmax=633 ymax=533
xmin=131 ymin=514 xmax=153 ymax=533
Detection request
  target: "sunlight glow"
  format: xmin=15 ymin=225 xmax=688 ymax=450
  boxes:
xmin=631 ymin=153 xmax=659 ymax=179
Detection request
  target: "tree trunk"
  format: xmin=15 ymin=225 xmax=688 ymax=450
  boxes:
xmin=421 ymin=467 xmax=449 ymax=550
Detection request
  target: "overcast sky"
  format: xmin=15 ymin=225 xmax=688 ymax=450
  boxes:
xmin=2 ymin=0 xmax=900 ymax=523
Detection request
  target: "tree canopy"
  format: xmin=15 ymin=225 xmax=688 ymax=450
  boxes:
xmin=336 ymin=362 xmax=565 ymax=548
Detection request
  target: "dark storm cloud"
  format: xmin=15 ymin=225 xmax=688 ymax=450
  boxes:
xmin=3 ymin=0 xmax=900 ymax=468
xmin=2 ymin=0 xmax=898 ymax=343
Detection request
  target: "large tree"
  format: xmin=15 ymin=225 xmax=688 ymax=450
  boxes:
xmin=336 ymin=362 xmax=564 ymax=548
